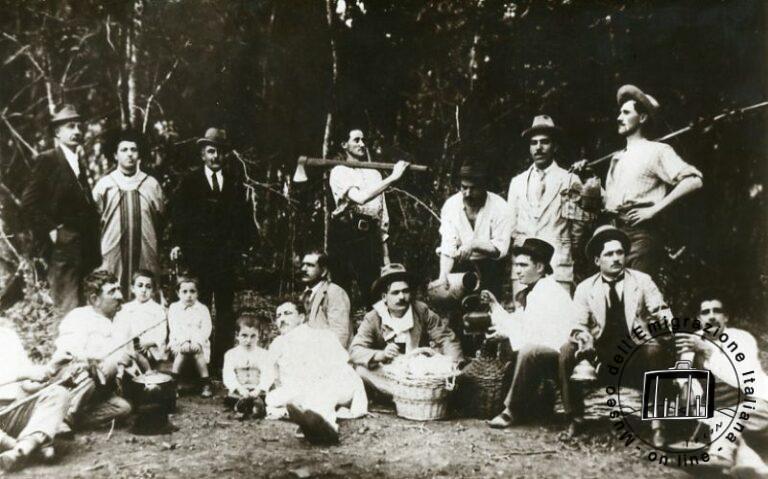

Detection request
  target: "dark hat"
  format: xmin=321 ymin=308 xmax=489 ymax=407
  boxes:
xmin=585 ymin=225 xmax=631 ymax=259
xmin=50 ymin=104 xmax=82 ymax=125
xmin=458 ymin=162 xmax=488 ymax=181
xmin=196 ymin=127 xmax=229 ymax=148
xmin=104 ymin=129 xmax=148 ymax=159
xmin=521 ymin=115 xmax=562 ymax=140
xmin=512 ymin=238 xmax=555 ymax=275
xmin=371 ymin=263 xmax=414 ymax=296
xmin=617 ymin=85 xmax=659 ymax=116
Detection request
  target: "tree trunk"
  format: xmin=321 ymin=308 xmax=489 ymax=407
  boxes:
xmin=322 ymin=0 xmax=339 ymax=252
xmin=126 ymin=0 xmax=143 ymax=129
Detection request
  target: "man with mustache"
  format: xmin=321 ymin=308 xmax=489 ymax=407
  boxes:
xmin=299 ymin=250 xmax=352 ymax=347
xmin=22 ymin=104 xmax=101 ymax=314
xmin=574 ymin=85 xmax=703 ymax=275
xmin=349 ymin=264 xmax=463 ymax=400
xmin=169 ymin=128 xmax=253 ymax=374
xmin=559 ymin=226 xmax=674 ymax=444
xmin=328 ymin=129 xmax=410 ymax=306
xmin=507 ymin=116 xmax=587 ymax=294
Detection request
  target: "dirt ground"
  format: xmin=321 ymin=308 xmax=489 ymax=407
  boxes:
xmin=9 ymin=391 xmax=691 ymax=479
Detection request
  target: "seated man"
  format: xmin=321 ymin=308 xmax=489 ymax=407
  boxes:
xmin=484 ymin=238 xmax=576 ymax=428
xmin=299 ymin=250 xmax=352 ymax=348
xmin=349 ymin=264 xmax=464 ymax=399
xmin=0 ymin=321 xmax=71 ymax=471
xmin=560 ymin=226 xmax=674 ymax=442
xmin=265 ymin=300 xmax=367 ymax=445
xmin=677 ymin=292 xmax=768 ymax=476
xmin=54 ymin=270 xmax=133 ymax=432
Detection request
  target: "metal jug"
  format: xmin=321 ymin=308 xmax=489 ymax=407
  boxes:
xmin=426 ymin=271 xmax=480 ymax=308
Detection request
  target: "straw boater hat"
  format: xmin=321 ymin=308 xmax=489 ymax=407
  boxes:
xmin=511 ymin=238 xmax=555 ymax=275
xmin=521 ymin=115 xmax=562 ymax=140
xmin=585 ymin=225 xmax=631 ymax=259
xmin=50 ymin=104 xmax=82 ymax=126
xmin=371 ymin=263 xmax=414 ymax=296
xmin=616 ymin=85 xmax=659 ymax=116
xmin=196 ymin=127 xmax=229 ymax=148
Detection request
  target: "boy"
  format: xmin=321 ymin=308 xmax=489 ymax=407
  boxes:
xmin=222 ymin=312 xmax=272 ymax=419
xmin=114 ymin=270 xmax=167 ymax=372
xmin=168 ymin=276 xmax=213 ymax=397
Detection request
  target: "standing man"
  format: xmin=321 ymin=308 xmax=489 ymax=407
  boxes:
xmin=22 ymin=104 xmax=101 ymax=314
xmin=170 ymin=128 xmax=253 ymax=374
xmin=577 ymin=85 xmax=703 ymax=275
xmin=349 ymin=264 xmax=463 ymax=400
xmin=299 ymin=250 xmax=352 ymax=348
xmin=508 ymin=115 xmax=587 ymax=293
xmin=437 ymin=163 xmax=513 ymax=297
xmin=92 ymin=130 xmax=166 ymax=298
xmin=328 ymin=128 xmax=410 ymax=306
xmin=559 ymin=225 xmax=674 ymax=442
xmin=483 ymin=238 xmax=576 ymax=428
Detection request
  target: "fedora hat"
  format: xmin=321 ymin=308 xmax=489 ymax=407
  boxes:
xmin=585 ymin=225 xmax=631 ymax=259
xmin=521 ymin=115 xmax=562 ymax=139
xmin=371 ymin=263 xmax=414 ymax=296
xmin=512 ymin=238 xmax=555 ymax=275
xmin=196 ymin=127 xmax=229 ymax=148
xmin=50 ymin=104 xmax=82 ymax=125
xmin=617 ymin=85 xmax=659 ymax=116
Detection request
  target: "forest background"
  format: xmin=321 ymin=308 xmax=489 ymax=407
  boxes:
xmin=0 ymin=0 xmax=765 ymax=355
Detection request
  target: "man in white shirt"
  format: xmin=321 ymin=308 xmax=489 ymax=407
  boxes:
xmin=437 ymin=162 xmax=513 ymax=297
xmin=484 ymin=238 xmax=576 ymax=428
xmin=55 ymin=270 xmax=133 ymax=432
xmin=328 ymin=129 xmax=409 ymax=306
xmin=676 ymin=294 xmax=768 ymax=476
xmin=265 ymin=301 xmax=367 ymax=445
xmin=299 ymin=251 xmax=352 ymax=347
xmin=507 ymin=116 xmax=587 ymax=293
xmin=21 ymin=104 xmax=101 ymax=314
xmin=0 ymin=322 xmax=72 ymax=471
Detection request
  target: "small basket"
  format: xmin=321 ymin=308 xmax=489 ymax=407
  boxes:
xmin=383 ymin=349 xmax=457 ymax=421
xmin=459 ymin=358 xmax=511 ymax=418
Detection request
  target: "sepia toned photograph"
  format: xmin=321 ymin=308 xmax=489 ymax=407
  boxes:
xmin=0 ymin=0 xmax=765 ymax=477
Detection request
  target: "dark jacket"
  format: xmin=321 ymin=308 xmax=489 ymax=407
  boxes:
xmin=170 ymin=167 xmax=252 ymax=273
xmin=21 ymin=147 xmax=100 ymax=269
xmin=349 ymin=300 xmax=464 ymax=367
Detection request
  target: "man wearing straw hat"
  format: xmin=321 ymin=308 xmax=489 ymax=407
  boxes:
xmin=21 ymin=104 xmax=101 ymax=314
xmin=575 ymin=85 xmax=703 ymax=275
xmin=507 ymin=115 xmax=587 ymax=294
xmin=349 ymin=263 xmax=463 ymax=399
xmin=169 ymin=127 xmax=253 ymax=374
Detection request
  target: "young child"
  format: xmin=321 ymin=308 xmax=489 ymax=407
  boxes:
xmin=222 ymin=312 xmax=272 ymax=419
xmin=168 ymin=275 xmax=213 ymax=397
xmin=114 ymin=269 xmax=167 ymax=372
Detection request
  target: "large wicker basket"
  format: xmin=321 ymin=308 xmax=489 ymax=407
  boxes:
xmin=384 ymin=369 xmax=456 ymax=421
xmin=459 ymin=358 xmax=511 ymax=419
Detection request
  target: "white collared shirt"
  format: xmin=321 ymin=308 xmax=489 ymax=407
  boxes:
xmin=204 ymin=166 xmax=224 ymax=191
xmin=439 ymin=191 xmax=513 ymax=261
xmin=59 ymin=142 xmax=80 ymax=177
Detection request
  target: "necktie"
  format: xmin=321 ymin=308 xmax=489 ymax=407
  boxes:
xmin=76 ymin=147 xmax=90 ymax=191
xmin=531 ymin=169 xmax=546 ymax=205
xmin=301 ymin=288 xmax=312 ymax=316
xmin=515 ymin=284 xmax=534 ymax=310
xmin=211 ymin=172 xmax=220 ymax=193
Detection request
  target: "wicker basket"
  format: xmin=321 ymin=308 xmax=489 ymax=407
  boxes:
xmin=459 ymin=358 xmax=511 ymax=419
xmin=384 ymin=368 xmax=456 ymax=421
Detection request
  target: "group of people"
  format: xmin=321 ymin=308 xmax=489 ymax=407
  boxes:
xmin=0 ymin=83 xmax=763 ymax=476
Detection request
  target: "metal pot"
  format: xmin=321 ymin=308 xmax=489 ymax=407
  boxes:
xmin=128 ymin=372 xmax=177 ymax=435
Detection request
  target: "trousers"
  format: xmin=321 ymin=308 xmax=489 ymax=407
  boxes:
xmin=0 ymin=386 xmax=70 ymax=441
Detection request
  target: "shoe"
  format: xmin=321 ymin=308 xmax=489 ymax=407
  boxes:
xmin=0 ymin=431 xmax=17 ymax=452
xmin=37 ymin=445 xmax=56 ymax=463
xmin=201 ymin=383 xmax=213 ymax=398
xmin=287 ymin=403 xmax=339 ymax=445
xmin=566 ymin=418 xmax=585 ymax=438
xmin=0 ymin=448 xmax=25 ymax=472
xmin=487 ymin=410 xmax=514 ymax=429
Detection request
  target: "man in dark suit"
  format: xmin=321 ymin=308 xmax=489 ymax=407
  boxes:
xmin=170 ymin=128 xmax=252 ymax=374
xmin=21 ymin=104 xmax=101 ymax=314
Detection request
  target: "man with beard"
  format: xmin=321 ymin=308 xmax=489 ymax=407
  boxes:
xmin=507 ymin=115 xmax=587 ymax=293
xmin=436 ymin=162 xmax=513 ymax=297
xmin=299 ymin=251 xmax=352 ymax=348
xmin=349 ymin=264 xmax=463 ymax=399
xmin=22 ymin=104 xmax=101 ymax=314
xmin=574 ymin=85 xmax=703 ymax=275
xmin=170 ymin=128 xmax=253 ymax=374
xmin=92 ymin=130 xmax=166 ymax=298
xmin=328 ymin=129 xmax=410 ymax=305
xmin=559 ymin=226 xmax=674 ymax=443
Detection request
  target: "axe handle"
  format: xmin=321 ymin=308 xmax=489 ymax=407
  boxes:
xmin=298 ymin=156 xmax=428 ymax=172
